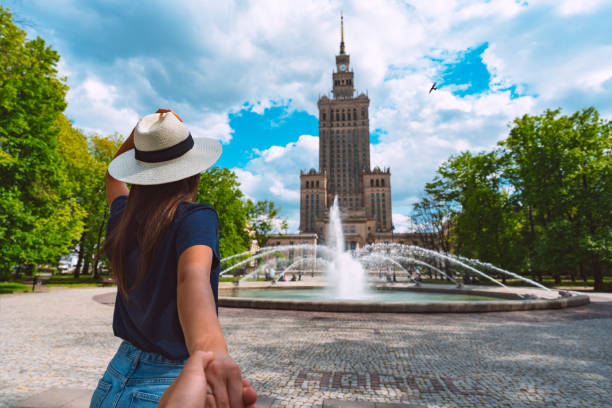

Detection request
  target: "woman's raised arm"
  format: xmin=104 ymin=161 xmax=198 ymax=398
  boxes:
xmin=105 ymin=130 xmax=132 ymax=206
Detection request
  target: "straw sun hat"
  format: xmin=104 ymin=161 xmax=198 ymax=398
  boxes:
xmin=108 ymin=112 xmax=222 ymax=185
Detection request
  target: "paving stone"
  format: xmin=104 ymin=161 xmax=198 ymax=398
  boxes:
xmin=323 ymin=399 xmax=375 ymax=407
xmin=1 ymin=288 xmax=611 ymax=408
xmin=12 ymin=387 xmax=91 ymax=408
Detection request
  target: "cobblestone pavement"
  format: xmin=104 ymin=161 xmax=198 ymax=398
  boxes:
xmin=1 ymin=287 xmax=611 ymax=407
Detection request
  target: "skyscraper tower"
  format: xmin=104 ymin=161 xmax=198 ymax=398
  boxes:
xmin=300 ymin=15 xmax=392 ymax=247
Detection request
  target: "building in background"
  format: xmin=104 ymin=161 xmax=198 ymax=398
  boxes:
xmin=269 ymin=16 xmax=430 ymax=250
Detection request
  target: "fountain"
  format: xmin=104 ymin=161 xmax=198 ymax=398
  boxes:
xmin=219 ymin=198 xmax=589 ymax=313
xmin=326 ymin=197 xmax=367 ymax=299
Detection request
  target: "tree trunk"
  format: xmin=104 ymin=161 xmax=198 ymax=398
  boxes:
xmin=92 ymin=256 xmax=100 ymax=280
xmin=24 ymin=264 xmax=33 ymax=277
xmin=92 ymin=209 xmax=108 ymax=280
xmin=82 ymin=251 xmax=91 ymax=276
xmin=74 ymin=232 xmax=86 ymax=279
xmin=591 ymin=254 xmax=603 ymax=291
xmin=579 ymin=262 xmax=587 ymax=284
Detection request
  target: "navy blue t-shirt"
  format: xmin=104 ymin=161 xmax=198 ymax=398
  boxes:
xmin=106 ymin=195 xmax=220 ymax=360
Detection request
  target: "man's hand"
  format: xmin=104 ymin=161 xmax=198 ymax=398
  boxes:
xmin=205 ymin=352 xmax=248 ymax=408
xmin=158 ymin=350 xmax=213 ymax=408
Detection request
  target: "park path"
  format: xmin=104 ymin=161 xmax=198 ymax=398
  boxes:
xmin=1 ymin=287 xmax=612 ymax=407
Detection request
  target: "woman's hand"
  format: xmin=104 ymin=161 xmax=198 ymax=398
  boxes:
xmin=205 ymin=352 xmax=249 ymax=408
xmin=158 ymin=350 xmax=213 ymax=408
xmin=158 ymin=350 xmax=257 ymax=408
xmin=156 ymin=107 xmax=183 ymax=122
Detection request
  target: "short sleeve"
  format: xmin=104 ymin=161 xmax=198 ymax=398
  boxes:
xmin=175 ymin=206 xmax=220 ymax=269
xmin=110 ymin=195 xmax=129 ymax=217
xmin=106 ymin=195 xmax=129 ymax=238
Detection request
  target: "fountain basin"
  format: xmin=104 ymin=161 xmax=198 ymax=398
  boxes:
xmin=218 ymin=284 xmax=590 ymax=313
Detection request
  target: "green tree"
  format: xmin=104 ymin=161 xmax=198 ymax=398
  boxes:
xmin=417 ymin=107 xmax=611 ymax=289
xmin=197 ymin=167 xmax=251 ymax=259
xmin=0 ymin=7 xmax=83 ymax=277
xmin=245 ymin=199 xmax=287 ymax=248
xmin=422 ymin=151 xmax=525 ymax=280
xmin=59 ymin=128 xmax=123 ymax=279
xmin=502 ymin=107 xmax=611 ymax=289
xmin=85 ymin=134 xmax=123 ymax=277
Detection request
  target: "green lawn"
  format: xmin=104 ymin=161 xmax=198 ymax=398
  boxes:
xmin=44 ymin=274 xmax=108 ymax=287
xmin=419 ymin=275 xmax=612 ymax=291
xmin=0 ymin=282 xmax=32 ymax=294
xmin=3 ymin=272 xmax=610 ymax=293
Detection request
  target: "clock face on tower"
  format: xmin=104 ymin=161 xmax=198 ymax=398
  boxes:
xmin=339 ymin=64 xmax=347 ymax=72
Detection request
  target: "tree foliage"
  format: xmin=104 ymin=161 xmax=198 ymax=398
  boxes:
xmin=197 ymin=167 xmax=251 ymax=259
xmin=0 ymin=8 xmax=289 ymax=280
xmin=196 ymin=167 xmax=287 ymax=262
xmin=245 ymin=199 xmax=287 ymax=248
xmin=0 ymin=7 xmax=84 ymax=276
xmin=415 ymin=107 xmax=611 ymax=289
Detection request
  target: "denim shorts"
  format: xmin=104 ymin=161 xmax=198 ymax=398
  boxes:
xmin=90 ymin=341 xmax=186 ymax=408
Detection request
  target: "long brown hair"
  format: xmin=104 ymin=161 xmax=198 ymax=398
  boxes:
xmin=105 ymin=174 xmax=201 ymax=299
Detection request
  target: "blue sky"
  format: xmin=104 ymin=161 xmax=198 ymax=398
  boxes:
xmin=5 ymin=0 xmax=612 ymax=232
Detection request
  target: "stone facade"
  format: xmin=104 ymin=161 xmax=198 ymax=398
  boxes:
xmin=271 ymin=16 xmax=427 ymax=249
xmin=298 ymin=17 xmax=393 ymax=249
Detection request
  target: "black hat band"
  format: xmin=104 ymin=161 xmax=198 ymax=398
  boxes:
xmin=135 ymin=134 xmax=194 ymax=163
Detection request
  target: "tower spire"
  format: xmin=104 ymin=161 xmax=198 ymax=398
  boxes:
xmin=340 ymin=12 xmax=345 ymax=55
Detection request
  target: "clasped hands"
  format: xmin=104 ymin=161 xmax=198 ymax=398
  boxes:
xmin=159 ymin=350 xmax=257 ymax=408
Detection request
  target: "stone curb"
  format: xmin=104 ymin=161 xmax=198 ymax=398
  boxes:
xmin=218 ymin=294 xmax=590 ymax=313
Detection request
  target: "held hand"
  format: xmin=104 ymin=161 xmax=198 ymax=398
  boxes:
xmin=204 ymin=352 xmax=245 ymax=408
xmin=158 ymin=350 xmax=213 ymax=408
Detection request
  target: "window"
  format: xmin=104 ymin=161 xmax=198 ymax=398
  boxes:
xmin=376 ymin=180 xmax=379 ymax=187
xmin=381 ymin=179 xmax=385 ymax=187
xmin=322 ymin=113 xmax=326 ymax=121
xmin=370 ymin=179 xmax=374 ymax=187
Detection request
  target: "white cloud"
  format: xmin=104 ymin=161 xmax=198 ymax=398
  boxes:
xmin=186 ymin=112 xmax=233 ymax=144
xmin=12 ymin=0 xmax=612 ymax=230
xmin=66 ymin=76 xmax=139 ymax=136
xmin=393 ymin=213 xmax=416 ymax=233
xmin=234 ymin=134 xmax=319 ymax=215
xmin=556 ymin=0 xmax=607 ymax=16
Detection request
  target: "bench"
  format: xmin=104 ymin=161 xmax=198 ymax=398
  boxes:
xmin=101 ymin=277 xmax=116 ymax=286
xmin=32 ymin=273 xmax=52 ymax=291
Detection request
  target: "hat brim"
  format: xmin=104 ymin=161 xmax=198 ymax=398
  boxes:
xmin=108 ymin=137 xmax=222 ymax=185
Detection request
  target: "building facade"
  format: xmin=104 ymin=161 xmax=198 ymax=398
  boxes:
xmin=298 ymin=16 xmax=392 ymax=249
xmin=269 ymin=16 xmax=429 ymax=250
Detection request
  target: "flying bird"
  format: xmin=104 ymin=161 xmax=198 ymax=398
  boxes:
xmin=429 ymin=82 xmax=438 ymax=94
